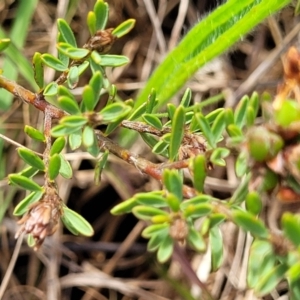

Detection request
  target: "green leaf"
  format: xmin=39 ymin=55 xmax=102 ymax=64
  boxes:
xmin=184 ymin=203 xmax=212 ymax=219
xmin=249 ymin=91 xmax=260 ymax=118
xmin=192 ymin=155 xmax=206 ymax=193
xmin=18 ymin=166 xmax=39 ymax=178
xmin=128 ymin=102 xmax=147 ymax=120
xmin=142 ymin=223 xmax=169 ymax=239
xmin=58 ymin=96 xmax=81 ymax=115
xmin=94 ymin=150 xmax=109 ymax=185
xmin=111 ymin=198 xmax=138 ymax=215
xmin=204 ymin=108 xmax=224 ymax=124
xmin=142 ymin=114 xmax=162 ymax=130
xmin=60 ymin=115 xmax=87 ymax=128
xmin=32 ymin=52 xmax=44 ymax=89
xmin=9 ymin=174 xmax=42 ymax=191
xmin=135 ymin=0 xmax=290 ymax=109
xmin=157 ymin=234 xmax=173 ymax=263
xmin=210 ymin=147 xmax=230 ymax=167
xmin=232 ymin=210 xmax=269 ymax=238
xmin=132 ymin=206 xmax=169 ymax=221
xmin=180 ymin=194 xmax=211 ymax=211
xmin=99 ymin=55 xmax=129 ymax=67
xmin=152 ymin=140 xmax=169 ymax=156
xmin=163 ymin=169 xmax=182 ymax=200
xmin=18 ymin=148 xmax=45 ymax=171
xmin=59 ymin=154 xmax=73 ymax=179
xmin=146 ymin=89 xmax=157 ymax=113
xmin=274 ymin=100 xmax=300 ymax=127
xmin=51 ymin=124 xmax=81 ymax=137
xmin=0 ymin=38 xmax=10 ymax=52
xmin=147 ymin=231 xmax=169 ymax=252
xmin=169 ymin=105 xmax=185 ymax=161
xmin=180 ymin=88 xmax=192 ymax=107
xmin=27 ymin=234 xmax=35 ymax=248
xmin=235 ymin=150 xmax=248 ymax=177
xmin=195 ymin=113 xmax=215 ymax=148
xmin=86 ymin=135 xmax=100 ymax=157
xmin=61 ymin=212 xmax=79 ymax=235
xmin=167 ymin=103 xmax=176 ymax=120
xmin=87 ymin=11 xmax=97 ymax=35
xmin=67 ymin=65 xmax=79 ymax=89
xmin=24 ymin=125 xmax=45 ymax=142
xmin=281 ymin=213 xmax=300 ymax=247
xmin=165 ymin=193 xmax=181 ymax=212
xmin=41 ymin=54 xmax=68 ymax=71
xmin=187 ymin=227 xmax=206 ymax=252
xmin=13 ymin=191 xmax=44 ymax=216
xmin=43 ymin=82 xmax=58 ymax=97
xmin=211 ymin=110 xmax=226 ymax=143
xmin=100 ymin=103 xmax=131 ymax=122
xmin=57 ymin=19 xmax=77 ymax=47
xmin=230 ymin=173 xmax=251 ymax=204
xmin=210 ymin=226 xmax=223 ymax=270
xmin=226 ymin=124 xmax=243 ymax=137
xmin=82 ymin=85 xmax=95 ymax=112
xmin=69 ymin=130 xmax=82 ymax=150
xmin=82 ymin=126 xmax=95 ymax=148
xmin=112 ymin=19 xmax=136 ymax=38
xmin=94 ymin=0 xmax=109 ymax=30
xmin=50 ymin=137 xmax=66 ymax=156
xmin=255 ymin=264 xmax=288 ymax=296
xmin=135 ymin=193 xmax=167 ymax=207
xmin=58 ymin=85 xmax=75 ymax=98
xmin=247 ymin=240 xmax=275 ymax=288
xmin=89 ymin=71 xmax=102 ymax=108
xmin=234 ymin=95 xmax=249 ymax=128
xmin=246 ymin=191 xmax=262 ymax=215
xmin=48 ymin=154 xmax=61 ymax=181
xmin=66 ymin=48 xmax=89 ymax=60
xmin=62 ymin=206 xmax=94 ymax=236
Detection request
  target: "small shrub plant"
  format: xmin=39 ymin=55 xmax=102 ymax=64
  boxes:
xmin=0 ymin=0 xmax=300 ymax=298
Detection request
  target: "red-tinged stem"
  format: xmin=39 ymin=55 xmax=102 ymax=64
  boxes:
xmin=0 ymin=75 xmax=66 ymax=119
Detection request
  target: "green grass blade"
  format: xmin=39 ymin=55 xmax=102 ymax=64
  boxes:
xmin=135 ymin=0 xmax=291 ymax=109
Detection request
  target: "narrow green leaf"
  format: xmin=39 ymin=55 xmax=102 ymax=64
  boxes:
xmin=67 ymin=65 xmax=79 ymax=89
xmin=169 ymin=105 xmax=185 ymax=161
xmin=9 ymin=174 xmax=42 ymax=191
xmin=48 ymin=154 xmax=61 ymax=181
xmin=51 ymin=124 xmax=81 ymax=137
xmin=18 ymin=166 xmax=39 ymax=178
xmin=62 ymin=206 xmax=94 ymax=236
xmin=58 ymin=96 xmax=81 ymax=115
xmin=230 ymin=173 xmax=251 ymax=204
xmin=100 ymin=103 xmax=131 ymax=122
xmin=152 ymin=140 xmax=169 ymax=156
xmin=135 ymin=0 xmax=291 ymax=109
xmin=246 ymin=191 xmax=262 ymax=215
xmin=226 ymin=124 xmax=243 ymax=137
xmin=187 ymin=227 xmax=206 ymax=252
xmin=112 ymin=19 xmax=136 ymax=38
xmin=142 ymin=114 xmax=162 ymax=130
xmin=66 ymin=48 xmax=89 ymax=60
xmin=135 ymin=193 xmax=167 ymax=207
xmin=165 ymin=193 xmax=181 ymax=212
xmin=142 ymin=223 xmax=169 ymax=239
xmin=132 ymin=205 xmax=169 ymax=221
xmin=147 ymin=230 xmax=169 ymax=252
xmin=60 ymin=115 xmax=87 ymax=128
xmin=58 ymin=85 xmax=75 ymax=99
xmin=210 ymin=226 xmax=223 ymax=270
xmin=69 ymin=130 xmax=82 ymax=150
xmin=233 ymin=210 xmax=269 ymax=238
xmin=205 ymin=108 xmax=224 ymax=124
xmin=32 ymin=52 xmax=44 ymax=89
xmin=59 ymin=154 xmax=73 ymax=179
xmin=18 ymin=148 xmax=45 ymax=171
xmin=128 ymin=102 xmax=147 ymax=120
xmin=87 ymin=11 xmax=97 ymax=35
xmin=146 ymin=89 xmax=157 ymax=113
xmin=281 ymin=213 xmax=300 ymax=247
xmin=180 ymin=194 xmax=211 ymax=211
xmin=43 ymin=82 xmax=58 ymax=97
xmin=13 ymin=191 xmax=44 ymax=216
xmin=234 ymin=95 xmax=249 ymax=128
xmin=86 ymin=135 xmax=100 ymax=157
xmin=94 ymin=150 xmax=109 ymax=185
xmin=82 ymin=126 xmax=95 ymax=148
xmin=192 ymin=155 xmax=206 ymax=193
xmin=82 ymin=85 xmax=95 ymax=111
xmin=0 ymin=38 xmax=10 ymax=52
xmin=210 ymin=147 xmax=230 ymax=167
xmin=163 ymin=169 xmax=182 ymax=200
xmin=211 ymin=110 xmax=226 ymax=143
xmin=157 ymin=235 xmax=173 ymax=263
xmin=99 ymin=55 xmax=129 ymax=67
xmin=111 ymin=198 xmax=138 ymax=215
xmin=180 ymin=88 xmax=192 ymax=107
xmin=41 ymin=54 xmax=68 ymax=71
xmin=89 ymin=71 xmax=102 ymax=108
xmin=184 ymin=203 xmax=212 ymax=219
xmin=50 ymin=137 xmax=66 ymax=156
xmin=57 ymin=18 xmax=77 ymax=47
xmin=235 ymin=150 xmax=248 ymax=177
xmin=24 ymin=125 xmax=45 ymax=142
xmin=195 ymin=113 xmax=215 ymax=148
xmin=94 ymin=0 xmax=109 ymax=30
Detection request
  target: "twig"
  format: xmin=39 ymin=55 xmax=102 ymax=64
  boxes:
xmin=0 ymin=234 xmax=24 ymax=299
